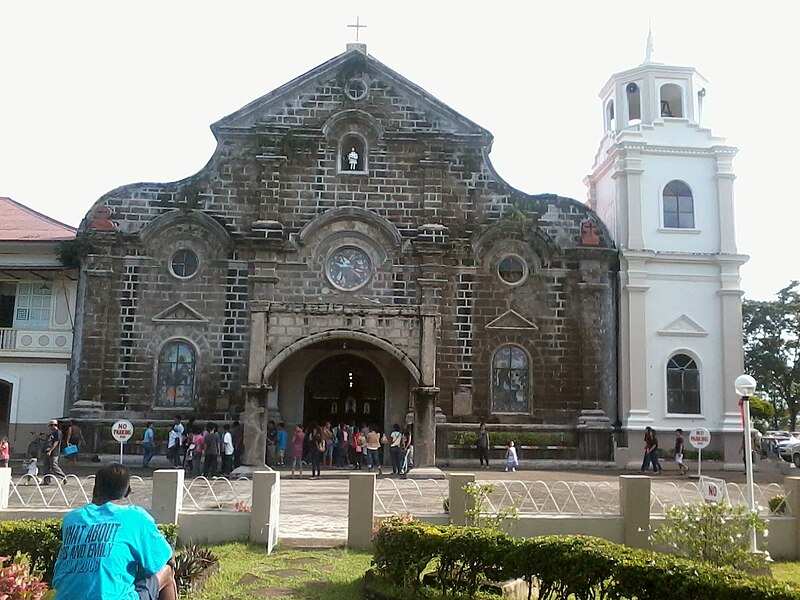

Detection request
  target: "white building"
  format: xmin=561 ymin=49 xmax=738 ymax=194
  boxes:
xmin=0 ymin=197 xmax=77 ymax=452
xmin=585 ymin=38 xmax=747 ymax=465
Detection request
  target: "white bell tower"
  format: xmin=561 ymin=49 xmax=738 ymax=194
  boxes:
xmin=584 ymin=34 xmax=748 ymax=465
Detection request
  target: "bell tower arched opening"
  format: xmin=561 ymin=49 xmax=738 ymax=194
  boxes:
xmin=304 ymin=354 xmax=384 ymax=428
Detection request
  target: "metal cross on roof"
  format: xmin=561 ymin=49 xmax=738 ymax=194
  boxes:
xmin=347 ymin=16 xmax=367 ymax=42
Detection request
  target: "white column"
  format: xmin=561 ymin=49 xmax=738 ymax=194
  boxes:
xmin=151 ymin=469 xmax=184 ymax=525
xmin=250 ymin=470 xmax=280 ymax=552
xmin=348 ymin=473 xmax=375 ymax=550
xmin=0 ymin=467 xmax=11 ymax=509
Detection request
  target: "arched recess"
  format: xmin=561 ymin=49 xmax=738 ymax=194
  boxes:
xmin=298 ymin=207 xmax=403 ymax=249
xmin=262 ymin=329 xmax=420 ymax=384
xmin=0 ymin=378 xmax=13 ymax=435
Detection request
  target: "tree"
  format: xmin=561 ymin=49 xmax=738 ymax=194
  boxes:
xmin=748 ymin=394 xmax=776 ymax=432
xmin=743 ymin=281 xmax=800 ymax=430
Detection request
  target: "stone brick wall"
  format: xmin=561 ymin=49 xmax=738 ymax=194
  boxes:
xmin=72 ymin=48 xmax=617 ymax=425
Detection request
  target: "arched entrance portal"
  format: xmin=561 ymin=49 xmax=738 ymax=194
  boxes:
xmin=304 ymin=355 xmax=384 ymax=428
xmin=269 ymin=337 xmax=416 ymax=435
xmin=0 ymin=380 xmax=11 ymax=437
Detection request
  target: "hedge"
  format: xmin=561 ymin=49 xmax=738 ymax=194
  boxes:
xmin=372 ymin=521 xmax=800 ymax=600
xmin=449 ymin=431 xmax=576 ymax=447
xmin=0 ymin=518 xmax=178 ymax=582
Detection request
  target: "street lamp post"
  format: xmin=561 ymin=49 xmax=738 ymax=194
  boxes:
xmin=734 ymin=374 xmax=758 ymax=554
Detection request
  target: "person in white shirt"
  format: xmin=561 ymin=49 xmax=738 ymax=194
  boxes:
xmin=221 ymin=424 xmax=235 ymax=476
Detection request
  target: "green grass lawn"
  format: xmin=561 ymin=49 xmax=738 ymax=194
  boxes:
xmin=772 ymin=562 xmax=800 ymax=588
xmin=192 ymin=543 xmax=372 ymax=600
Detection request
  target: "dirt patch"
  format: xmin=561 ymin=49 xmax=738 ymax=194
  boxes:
xmin=263 ymin=568 xmax=308 ymax=577
xmin=248 ymin=588 xmax=296 ymax=598
xmin=283 ymin=557 xmax=320 ymax=565
xmin=236 ymin=573 xmax=267 ymax=586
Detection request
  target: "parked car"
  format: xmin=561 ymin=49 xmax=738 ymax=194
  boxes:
xmin=779 ymin=438 xmax=800 ymax=466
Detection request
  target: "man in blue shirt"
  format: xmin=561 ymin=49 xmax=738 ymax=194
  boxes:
xmin=53 ymin=463 xmax=176 ymax=599
xmin=142 ymin=422 xmax=155 ymax=468
xmin=276 ymin=422 xmax=288 ymax=467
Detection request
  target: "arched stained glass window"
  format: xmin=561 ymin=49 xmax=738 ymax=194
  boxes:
xmin=491 ymin=345 xmax=529 ymax=413
xmin=667 ymin=353 xmax=700 ymax=414
xmin=157 ymin=340 xmax=196 ymax=407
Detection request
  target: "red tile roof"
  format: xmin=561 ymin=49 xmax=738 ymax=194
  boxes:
xmin=0 ymin=197 xmax=76 ymax=242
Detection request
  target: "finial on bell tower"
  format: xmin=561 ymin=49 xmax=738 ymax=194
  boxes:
xmin=642 ymin=23 xmax=655 ymax=65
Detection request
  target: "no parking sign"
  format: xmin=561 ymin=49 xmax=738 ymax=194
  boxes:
xmin=111 ymin=419 xmax=134 ymax=463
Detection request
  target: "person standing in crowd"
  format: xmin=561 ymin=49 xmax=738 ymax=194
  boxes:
xmin=43 ymin=418 xmax=67 ymax=484
xmin=674 ymin=428 xmax=688 ymax=475
xmin=400 ymin=424 xmax=414 ymax=475
xmin=389 ymin=423 xmax=403 ymax=475
xmin=142 ymin=422 xmax=155 ymax=468
xmin=65 ymin=420 xmax=86 ymax=464
xmin=231 ymin=420 xmax=243 ymax=469
xmin=365 ymin=426 xmax=382 ymax=475
xmin=310 ymin=426 xmax=324 ymax=479
xmin=276 ymin=422 xmax=287 ymax=467
xmin=322 ymin=422 xmax=334 ymax=467
xmin=221 ymin=424 xmax=235 ymax=476
xmin=0 ymin=435 xmax=9 ymax=468
xmin=167 ymin=424 xmax=181 ymax=467
xmin=203 ymin=423 xmax=221 ymax=477
xmin=476 ymin=422 xmax=490 ymax=469
xmin=191 ymin=426 xmax=205 ymax=477
xmin=291 ymin=424 xmax=305 ymax=478
xmin=265 ymin=420 xmax=277 ymax=467
xmin=335 ymin=422 xmax=348 ymax=469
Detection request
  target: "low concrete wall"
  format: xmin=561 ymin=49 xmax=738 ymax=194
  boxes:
xmin=178 ymin=510 xmax=251 ymax=544
xmin=355 ymin=473 xmax=800 ymax=560
xmin=511 ymin=515 xmax=624 ymax=543
xmin=0 ymin=507 xmax=70 ymax=520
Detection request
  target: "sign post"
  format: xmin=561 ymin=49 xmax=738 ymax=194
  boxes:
xmin=689 ymin=427 xmax=711 ymax=477
xmin=111 ymin=420 xmax=134 ymax=464
xmin=700 ymin=475 xmax=727 ymax=504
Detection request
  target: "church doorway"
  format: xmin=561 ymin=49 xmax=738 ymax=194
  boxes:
xmin=0 ymin=380 xmax=11 ymax=438
xmin=304 ymin=354 xmax=384 ymax=428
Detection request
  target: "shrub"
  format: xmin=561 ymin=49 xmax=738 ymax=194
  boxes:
xmin=462 ymin=482 xmax=518 ymax=531
xmin=650 ymin=502 xmax=768 ymax=571
xmin=0 ymin=520 xmax=61 ymax=581
xmin=174 ymin=545 xmax=219 ymax=595
xmin=0 ymin=519 xmax=178 ymax=583
xmin=372 ymin=522 xmax=800 ymax=600
xmin=770 ymin=495 xmax=788 ymax=515
xmin=0 ymin=553 xmax=51 ymax=600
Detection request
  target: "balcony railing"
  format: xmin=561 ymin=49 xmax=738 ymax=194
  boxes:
xmin=0 ymin=327 xmax=72 ymax=354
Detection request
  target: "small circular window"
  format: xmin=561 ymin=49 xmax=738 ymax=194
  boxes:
xmin=170 ymin=249 xmax=198 ymax=279
xmin=497 ymin=255 xmax=527 ymax=286
xmin=345 ymin=78 xmax=368 ymax=101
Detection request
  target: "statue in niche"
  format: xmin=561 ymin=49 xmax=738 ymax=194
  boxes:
xmin=345 ymin=395 xmax=357 ymax=413
xmin=363 ymin=401 xmax=370 ymax=415
xmin=347 ymin=147 xmax=359 ymax=170
xmin=331 ymin=401 xmax=338 ymax=415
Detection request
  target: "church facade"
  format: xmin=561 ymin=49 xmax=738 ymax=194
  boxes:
xmin=69 ymin=41 xmax=745 ymax=466
xmin=70 ymin=43 xmax=618 ymax=466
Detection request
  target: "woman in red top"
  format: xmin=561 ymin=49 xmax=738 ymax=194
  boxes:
xmin=291 ymin=424 xmax=305 ymax=479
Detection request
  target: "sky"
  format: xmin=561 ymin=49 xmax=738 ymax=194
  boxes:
xmin=0 ymin=2 xmax=795 ymax=300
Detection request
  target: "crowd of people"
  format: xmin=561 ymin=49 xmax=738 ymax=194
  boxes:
xmin=161 ymin=415 xmax=240 ymax=477
xmin=264 ymin=420 xmax=414 ymax=479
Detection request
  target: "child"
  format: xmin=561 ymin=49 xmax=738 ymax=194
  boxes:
xmin=22 ymin=456 xmax=39 ymax=484
xmin=0 ymin=436 xmax=9 ymax=468
xmin=674 ymin=429 xmax=688 ymax=475
xmin=505 ymin=441 xmax=518 ymax=472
